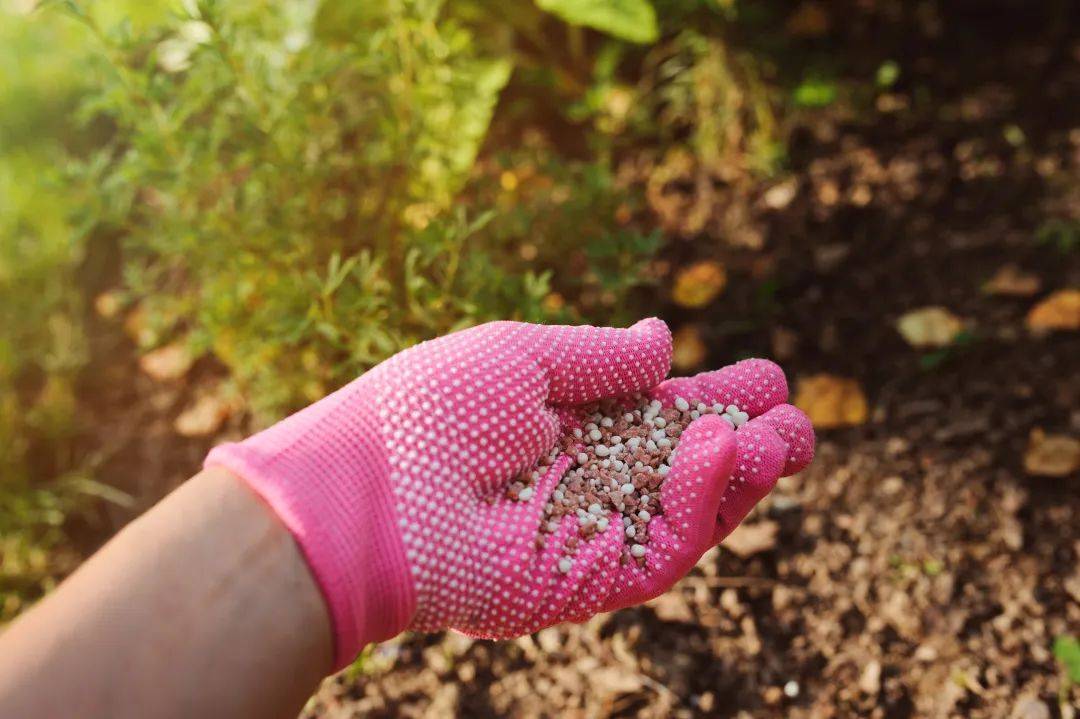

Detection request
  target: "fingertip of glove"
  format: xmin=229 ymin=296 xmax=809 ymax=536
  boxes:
xmin=630 ymin=317 xmax=673 ymax=380
xmin=753 ymin=404 xmax=815 ymax=475
xmin=630 ymin=316 xmax=672 ymax=343
xmin=721 ymin=358 xmax=790 ymax=408
xmin=733 ymin=418 xmax=790 ymax=497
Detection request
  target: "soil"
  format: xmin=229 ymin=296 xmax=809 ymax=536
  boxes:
xmin=67 ymin=1 xmax=1078 ymax=716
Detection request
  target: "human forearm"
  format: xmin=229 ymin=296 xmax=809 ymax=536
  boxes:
xmin=0 ymin=467 xmax=332 ymax=719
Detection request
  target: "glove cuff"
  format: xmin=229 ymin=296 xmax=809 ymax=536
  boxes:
xmin=205 ymin=400 xmax=416 ymax=670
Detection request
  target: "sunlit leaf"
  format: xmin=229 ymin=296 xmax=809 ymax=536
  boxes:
xmin=983 ymin=264 xmax=1041 ymax=297
xmin=875 ymin=60 xmax=900 ymax=88
xmin=794 ymin=374 xmax=868 ymax=429
xmin=535 ymin=0 xmax=659 ymax=43
xmin=671 ymin=260 xmax=726 ymax=308
xmin=1026 ymin=289 xmax=1080 ymax=334
xmin=312 ymin=0 xmax=391 ymax=41
xmin=792 ymin=76 xmax=837 ymax=107
xmin=138 ymin=341 xmax=193 ymax=381
xmin=174 ymin=390 xmax=235 ymax=437
xmin=1024 ymin=429 xmax=1080 ymax=478
xmin=896 ymin=306 xmax=964 ymax=348
xmin=1055 ymin=636 xmax=1080 ymax=684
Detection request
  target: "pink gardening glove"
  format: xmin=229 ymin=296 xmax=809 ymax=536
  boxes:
xmin=206 ymin=319 xmax=814 ymax=668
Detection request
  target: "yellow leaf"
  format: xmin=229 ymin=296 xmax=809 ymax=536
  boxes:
xmin=138 ymin=342 xmax=193 ymax=382
xmin=1026 ymin=289 xmax=1080 ymax=333
xmin=672 ymin=324 xmax=707 ymax=371
xmin=794 ymin=374 xmax=868 ymax=429
xmin=1023 ymin=429 xmax=1080 ymax=478
xmin=896 ymin=306 xmax=964 ymax=348
xmin=672 ymin=260 xmax=727 ymax=308
xmin=983 ymin=264 xmax=1041 ymax=297
xmin=542 ymin=292 xmax=565 ymax=313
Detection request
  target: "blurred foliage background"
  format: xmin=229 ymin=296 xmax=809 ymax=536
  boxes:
xmin=2 ymin=0 xmax=786 ymax=618
xmin=2 ymin=0 xmax=1078 ymax=714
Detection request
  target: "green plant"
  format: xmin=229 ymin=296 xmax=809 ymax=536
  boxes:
xmin=1037 ymin=218 xmax=1080 ymax=253
xmin=605 ymin=27 xmax=782 ymax=182
xmin=1 ymin=0 xmax=678 ymax=621
xmin=1055 ymin=635 xmax=1080 ymax=685
xmin=536 ymin=0 xmax=658 ymax=44
xmin=0 ymin=7 xmax=104 ymax=615
xmin=5 ymin=0 xmax=798 ymax=624
xmin=875 ymin=60 xmax=899 ymax=89
xmin=792 ymin=73 xmax=837 ymax=108
xmin=59 ymin=0 xmax=660 ymax=422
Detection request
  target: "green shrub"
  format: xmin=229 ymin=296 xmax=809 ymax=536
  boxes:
xmin=3 ymin=0 xmax=784 ymax=618
xmin=63 ymin=0 xmax=660 ymax=421
xmin=0 ymin=7 xmax=96 ymax=616
xmin=0 ymin=0 xmax=672 ymax=618
xmin=0 ymin=141 xmax=114 ymax=625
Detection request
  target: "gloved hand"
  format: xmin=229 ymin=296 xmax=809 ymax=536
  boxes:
xmin=206 ymin=319 xmax=814 ymax=668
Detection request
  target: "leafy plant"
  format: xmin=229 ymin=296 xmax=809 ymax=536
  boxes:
xmin=0 ymin=6 xmax=108 ymax=619
xmin=3 ymin=0 xmax=798 ymax=624
xmin=875 ymin=60 xmax=900 ymax=89
xmin=1036 ymin=218 xmax=1080 ymax=254
xmin=536 ymin=0 xmax=659 ymax=44
xmin=626 ymin=29 xmax=781 ymax=177
xmin=60 ymin=0 xmax=659 ymax=421
xmin=792 ymin=73 xmax=838 ymax=108
xmin=1055 ymin=635 xmax=1080 ymax=686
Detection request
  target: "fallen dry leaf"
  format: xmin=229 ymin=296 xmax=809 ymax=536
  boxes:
xmin=786 ymin=1 xmax=830 ymax=37
xmin=1009 ymin=696 xmax=1051 ymax=719
xmin=984 ymin=264 xmax=1041 ymax=297
xmin=896 ymin=306 xmax=965 ymax=348
xmin=671 ymin=260 xmax=726 ymax=309
xmin=794 ymin=374 xmax=869 ymax=428
xmin=763 ymin=178 xmax=798 ymax=210
xmin=139 ymin=342 xmax=193 ymax=382
xmin=1025 ymin=289 xmax=1080 ymax=333
xmin=672 ymin=324 xmax=707 ymax=371
xmin=1023 ymin=429 xmax=1080 ymax=478
xmin=645 ymin=148 xmax=709 ymax=237
xmin=859 ymin=660 xmax=882 ymax=695
xmin=587 ymin=666 xmax=644 ymax=696
xmin=721 ymin=520 xmax=779 ymax=559
xmin=174 ymin=392 xmax=234 ymax=437
xmin=647 ymin=592 xmax=695 ymax=623
xmin=542 ymin=292 xmax=565 ymax=313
